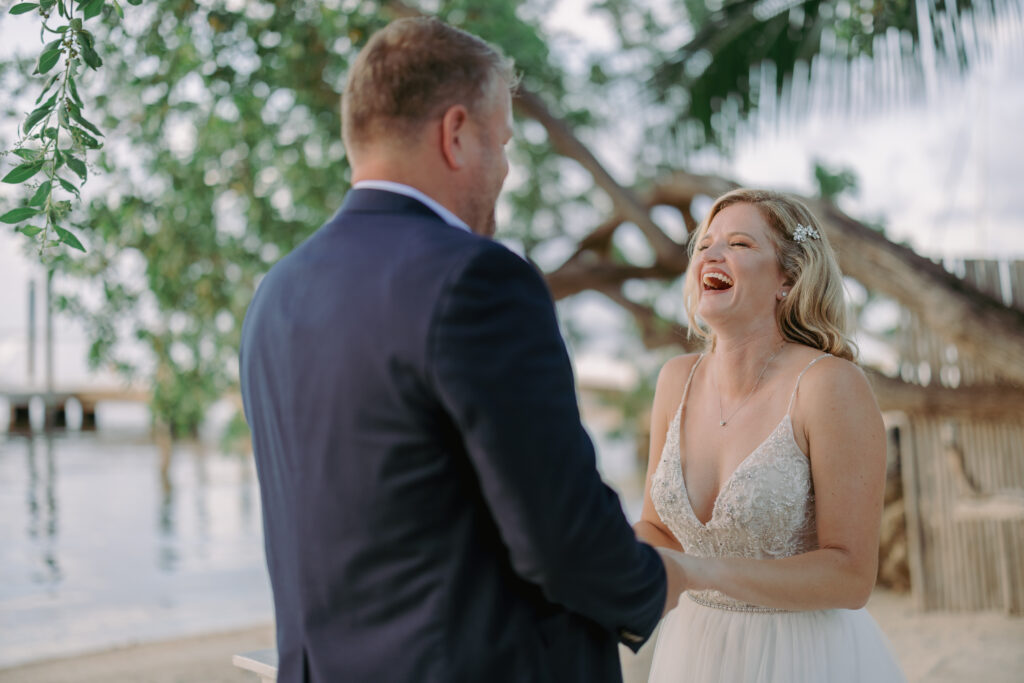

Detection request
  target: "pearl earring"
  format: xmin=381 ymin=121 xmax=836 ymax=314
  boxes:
xmin=781 ymin=291 xmax=788 ymax=298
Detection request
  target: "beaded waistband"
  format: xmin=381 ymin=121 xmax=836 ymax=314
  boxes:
xmin=686 ymin=591 xmax=791 ymax=614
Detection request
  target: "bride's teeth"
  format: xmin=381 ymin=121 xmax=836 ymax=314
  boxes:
xmin=702 ymin=272 xmax=733 ymax=288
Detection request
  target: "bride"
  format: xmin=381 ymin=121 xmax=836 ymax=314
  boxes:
xmin=635 ymin=189 xmax=906 ymax=682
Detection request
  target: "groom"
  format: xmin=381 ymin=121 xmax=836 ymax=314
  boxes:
xmin=240 ymin=17 xmax=683 ymax=683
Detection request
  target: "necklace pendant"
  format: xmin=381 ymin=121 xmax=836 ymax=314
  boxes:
xmin=719 ymin=420 xmax=726 ymax=427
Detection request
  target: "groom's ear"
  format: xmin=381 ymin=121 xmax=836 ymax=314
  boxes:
xmin=439 ymin=104 xmax=469 ymax=170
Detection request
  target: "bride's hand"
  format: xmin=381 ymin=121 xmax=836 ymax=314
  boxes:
xmin=655 ymin=547 xmax=692 ymax=616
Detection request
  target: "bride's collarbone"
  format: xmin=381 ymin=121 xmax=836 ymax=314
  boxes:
xmin=683 ymin=378 xmax=788 ymax=446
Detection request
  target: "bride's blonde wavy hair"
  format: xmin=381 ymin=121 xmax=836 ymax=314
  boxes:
xmin=682 ymin=188 xmax=857 ymax=361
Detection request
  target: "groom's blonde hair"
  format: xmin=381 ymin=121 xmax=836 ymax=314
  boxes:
xmin=682 ymin=188 xmax=856 ymax=361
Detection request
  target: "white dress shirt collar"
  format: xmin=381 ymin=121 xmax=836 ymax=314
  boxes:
xmin=352 ymin=180 xmax=471 ymax=233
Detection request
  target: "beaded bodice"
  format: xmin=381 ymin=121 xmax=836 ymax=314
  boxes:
xmin=650 ymin=354 xmax=828 ymax=611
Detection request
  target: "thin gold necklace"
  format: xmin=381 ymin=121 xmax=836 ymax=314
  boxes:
xmin=713 ymin=343 xmax=786 ymax=427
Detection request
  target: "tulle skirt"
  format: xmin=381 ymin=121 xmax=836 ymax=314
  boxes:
xmin=647 ymin=594 xmax=906 ymax=683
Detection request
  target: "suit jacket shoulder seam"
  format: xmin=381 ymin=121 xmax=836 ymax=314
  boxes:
xmin=423 ymin=241 xmax=530 ymax=387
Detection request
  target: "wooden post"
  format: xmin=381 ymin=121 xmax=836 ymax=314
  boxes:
xmin=888 ymin=411 xmax=928 ymax=611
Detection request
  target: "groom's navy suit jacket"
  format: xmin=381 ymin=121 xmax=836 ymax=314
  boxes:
xmin=240 ymin=189 xmax=666 ymax=683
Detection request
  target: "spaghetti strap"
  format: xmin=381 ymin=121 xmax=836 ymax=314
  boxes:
xmin=672 ymin=354 xmax=705 ymax=423
xmin=786 ymin=353 xmax=832 ymax=415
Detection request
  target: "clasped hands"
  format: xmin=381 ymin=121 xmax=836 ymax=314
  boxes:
xmin=655 ymin=547 xmax=705 ymax=616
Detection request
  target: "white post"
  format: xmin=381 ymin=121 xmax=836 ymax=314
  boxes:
xmin=28 ymin=279 xmax=37 ymax=384
xmin=45 ymin=269 xmax=55 ymax=429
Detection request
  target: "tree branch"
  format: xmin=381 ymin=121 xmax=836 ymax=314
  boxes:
xmin=596 ymin=287 xmax=700 ymax=352
xmin=513 ymin=88 xmax=688 ymax=269
xmin=546 ymin=260 xmax=681 ymax=300
xmin=866 ymin=371 xmax=1024 ymax=420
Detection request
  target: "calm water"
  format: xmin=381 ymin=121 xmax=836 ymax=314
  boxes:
xmin=0 ymin=427 xmax=272 ymax=668
xmin=0 ymin=399 xmax=641 ymax=669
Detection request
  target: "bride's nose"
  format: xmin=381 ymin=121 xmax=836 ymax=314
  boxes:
xmin=702 ymin=243 xmax=725 ymax=262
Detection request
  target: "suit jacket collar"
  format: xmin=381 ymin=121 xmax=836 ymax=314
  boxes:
xmin=340 ymin=187 xmax=464 ymax=229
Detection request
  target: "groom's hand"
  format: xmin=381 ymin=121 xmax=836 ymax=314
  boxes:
xmin=656 ymin=547 xmax=690 ymax=616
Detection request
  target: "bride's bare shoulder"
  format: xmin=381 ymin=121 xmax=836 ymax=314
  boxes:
xmin=794 ymin=352 xmax=878 ymax=417
xmin=657 ymin=352 xmax=703 ymax=386
xmin=798 ymin=353 xmax=870 ymax=392
xmin=653 ymin=353 xmax=703 ymax=408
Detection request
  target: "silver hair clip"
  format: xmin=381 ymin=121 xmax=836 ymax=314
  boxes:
xmin=793 ymin=224 xmax=820 ymax=242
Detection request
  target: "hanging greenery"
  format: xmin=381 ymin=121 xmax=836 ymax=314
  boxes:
xmin=1 ymin=0 xmax=142 ymax=255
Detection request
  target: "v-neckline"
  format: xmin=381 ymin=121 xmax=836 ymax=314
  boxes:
xmin=677 ymin=413 xmax=794 ymax=528
xmin=668 ymin=350 xmax=826 ymax=529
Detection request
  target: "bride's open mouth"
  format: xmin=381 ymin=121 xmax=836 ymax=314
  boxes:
xmin=702 ymin=272 xmax=734 ymax=291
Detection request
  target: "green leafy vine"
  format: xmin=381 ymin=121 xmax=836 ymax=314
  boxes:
xmin=1 ymin=0 xmax=140 ymax=256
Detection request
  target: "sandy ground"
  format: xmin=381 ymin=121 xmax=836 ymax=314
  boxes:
xmin=864 ymin=590 xmax=1024 ymax=683
xmin=0 ymin=625 xmax=275 ymax=683
xmin=2 ymin=590 xmax=1022 ymax=682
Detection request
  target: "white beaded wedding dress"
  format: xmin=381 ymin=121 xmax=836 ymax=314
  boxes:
xmin=647 ymin=354 xmax=906 ymax=682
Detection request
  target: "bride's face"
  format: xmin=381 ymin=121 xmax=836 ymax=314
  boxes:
xmin=693 ymin=203 xmax=788 ymax=330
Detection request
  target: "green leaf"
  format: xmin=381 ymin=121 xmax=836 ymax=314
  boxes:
xmin=23 ymin=96 xmax=57 ymax=134
xmin=81 ymin=0 xmax=103 ymax=20
xmin=36 ymin=72 xmax=60 ymax=103
xmin=77 ymin=28 xmax=95 ymax=50
xmin=29 ymin=181 xmax=52 ymax=206
xmin=56 ymin=226 xmax=86 ymax=251
xmin=80 ymin=42 xmax=102 ymax=69
xmin=68 ymin=75 xmax=83 ymax=106
xmin=35 ymin=47 xmax=61 ymax=75
xmin=57 ymin=176 xmax=80 ymax=196
xmin=10 ymin=3 xmax=39 ymax=14
xmin=65 ymin=153 xmax=87 ymax=181
xmin=23 ymin=107 xmax=49 ymax=134
xmin=126 ymin=0 xmax=140 ymax=4
xmin=112 ymin=0 xmax=123 ymax=19
xmin=13 ymin=148 xmax=42 ymax=161
xmin=43 ymin=127 xmax=59 ymax=139
xmin=69 ymin=106 xmax=103 ymax=136
xmin=0 ymin=207 xmax=40 ymax=223
xmin=39 ymin=0 xmax=56 ymax=9
xmin=2 ymin=160 xmax=44 ymax=184
xmin=71 ymin=126 xmax=102 ymax=149
xmin=17 ymin=225 xmax=44 ymax=237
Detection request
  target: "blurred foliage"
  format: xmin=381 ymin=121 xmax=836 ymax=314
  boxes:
xmin=1 ymin=0 xmax=991 ymax=439
xmin=813 ymin=158 xmax=858 ymax=201
xmin=812 ymin=158 xmax=888 ymax=234
xmin=593 ymin=0 xmax=988 ymax=155
xmin=2 ymin=0 xmax=579 ymax=438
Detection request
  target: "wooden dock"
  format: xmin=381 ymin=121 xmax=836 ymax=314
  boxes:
xmin=0 ymin=386 xmax=151 ymax=432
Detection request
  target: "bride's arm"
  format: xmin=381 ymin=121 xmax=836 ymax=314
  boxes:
xmin=675 ymin=358 xmax=886 ymax=610
xmin=633 ymin=356 xmax=691 ymax=552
